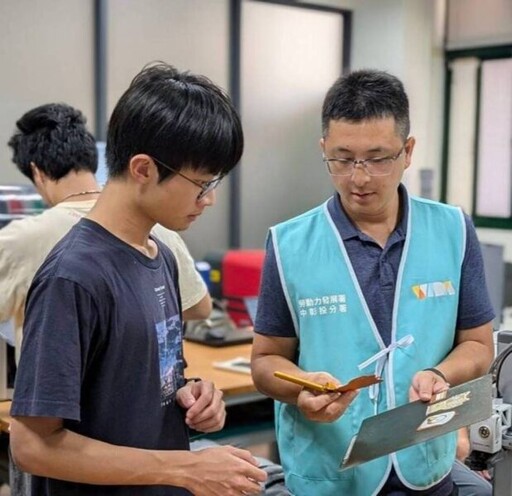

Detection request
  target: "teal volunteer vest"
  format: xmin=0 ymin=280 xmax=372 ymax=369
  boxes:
xmin=271 ymin=196 xmax=465 ymax=496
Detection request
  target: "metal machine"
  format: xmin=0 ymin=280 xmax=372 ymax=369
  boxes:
xmin=468 ymin=330 xmax=512 ymax=495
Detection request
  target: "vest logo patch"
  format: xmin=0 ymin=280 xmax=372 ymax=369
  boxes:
xmin=412 ymin=281 xmax=455 ymax=300
xmin=298 ymin=294 xmax=347 ymax=317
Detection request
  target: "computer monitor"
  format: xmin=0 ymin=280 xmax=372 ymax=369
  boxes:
xmin=480 ymin=242 xmax=504 ymax=329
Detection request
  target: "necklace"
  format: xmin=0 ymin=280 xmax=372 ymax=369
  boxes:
xmin=60 ymin=190 xmax=102 ymax=202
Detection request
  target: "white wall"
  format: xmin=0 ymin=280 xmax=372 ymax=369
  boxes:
xmin=2 ymin=0 xmax=512 ymax=261
xmin=0 ymin=0 xmax=95 ymax=184
xmin=239 ymin=2 xmax=343 ymax=249
xmin=0 ymin=0 xmax=448 ymax=259
xmin=348 ymin=0 xmax=446 ymax=200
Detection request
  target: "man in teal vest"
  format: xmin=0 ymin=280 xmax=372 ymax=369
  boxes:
xmin=251 ymin=69 xmax=495 ymax=496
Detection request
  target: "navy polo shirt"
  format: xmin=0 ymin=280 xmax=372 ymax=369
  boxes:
xmin=255 ymin=185 xmax=495 ymax=496
xmin=255 ymin=185 xmax=495 ymax=346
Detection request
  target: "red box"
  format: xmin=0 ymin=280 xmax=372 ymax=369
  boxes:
xmin=222 ymin=250 xmax=265 ymax=327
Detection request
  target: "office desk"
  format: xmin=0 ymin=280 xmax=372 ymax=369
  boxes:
xmin=0 ymin=341 xmax=264 ymax=432
xmin=0 ymin=342 xmax=276 ymax=469
xmin=183 ymin=341 xmax=264 ymax=406
xmin=183 ymin=341 xmax=275 ymax=451
xmin=0 ymin=402 xmax=9 ymax=434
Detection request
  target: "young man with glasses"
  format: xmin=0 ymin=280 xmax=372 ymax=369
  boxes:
xmin=1 ymin=103 xmax=213 ymax=366
xmin=150 ymin=156 xmax=224 ymax=202
xmin=1 ymin=102 xmax=217 ymax=496
xmin=9 ymin=63 xmax=267 ymax=496
xmin=251 ymin=69 xmax=494 ymax=496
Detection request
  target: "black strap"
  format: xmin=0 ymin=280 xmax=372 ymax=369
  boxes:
xmin=423 ymin=367 xmax=448 ymax=383
xmin=185 ymin=377 xmax=202 ymax=383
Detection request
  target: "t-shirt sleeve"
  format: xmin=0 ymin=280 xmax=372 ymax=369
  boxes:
xmin=0 ymin=219 xmax=34 ymax=323
xmin=169 ymin=234 xmax=207 ymax=311
xmin=11 ymin=276 xmax=100 ymax=421
xmin=456 ymin=214 xmax=496 ymax=330
xmin=152 ymin=227 xmax=207 ymax=311
xmin=254 ymin=233 xmax=296 ymax=338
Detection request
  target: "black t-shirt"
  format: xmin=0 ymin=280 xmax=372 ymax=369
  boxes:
xmin=12 ymin=219 xmax=191 ymax=495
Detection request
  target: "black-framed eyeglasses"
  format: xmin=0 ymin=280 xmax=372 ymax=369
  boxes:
xmin=151 ymin=156 xmax=224 ymax=201
xmin=323 ymin=143 xmax=407 ymax=177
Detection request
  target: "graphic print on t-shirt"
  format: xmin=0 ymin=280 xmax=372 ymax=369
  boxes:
xmin=155 ymin=314 xmax=184 ymax=406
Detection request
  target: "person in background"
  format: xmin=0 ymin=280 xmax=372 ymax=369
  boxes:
xmin=251 ymin=69 xmax=494 ymax=496
xmin=0 ymin=102 xmax=212 ymax=367
xmin=9 ymin=63 xmax=266 ymax=495
xmin=452 ymin=428 xmax=492 ymax=496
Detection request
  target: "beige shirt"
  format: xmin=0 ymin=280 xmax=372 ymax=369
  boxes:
xmin=0 ymin=200 xmax=207 ymax=361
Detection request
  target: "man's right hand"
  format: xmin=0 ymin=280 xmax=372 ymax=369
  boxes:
xmin=296 ymin=371 xmax=358 ymax=423
xmin=183 ymin=445 xmax=267 ymax=495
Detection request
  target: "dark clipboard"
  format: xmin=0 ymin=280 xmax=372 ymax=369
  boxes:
xmin=340 ymin=374 xmax=493 ymax=470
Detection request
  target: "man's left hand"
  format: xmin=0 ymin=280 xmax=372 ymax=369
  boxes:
xmin=177 ymin=380 xmax=226 ymax=432
xmin=409 ymin=370 xmax=449 ymax=402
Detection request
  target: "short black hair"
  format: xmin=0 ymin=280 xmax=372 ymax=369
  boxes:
xmin=322 ymin=69 xmax=410 ymax=141
xmin=8 ymin=103 xmax=98 ymax=181
xmin=106 ymin=62 xmax=243 ymax=180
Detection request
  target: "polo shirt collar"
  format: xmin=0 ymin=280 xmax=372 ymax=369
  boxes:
xmin=327 ymin=184 xmax=409 ymax=242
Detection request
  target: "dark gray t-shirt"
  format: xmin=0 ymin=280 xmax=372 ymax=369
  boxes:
xmin=11 ymin=219 xmax=191 ymax=496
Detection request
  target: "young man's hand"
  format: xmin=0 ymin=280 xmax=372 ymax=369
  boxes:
xmin=177 ymin=380 xmax=226 ymax=432
xmin=182 ymin=445 xmax=267 ymax=495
